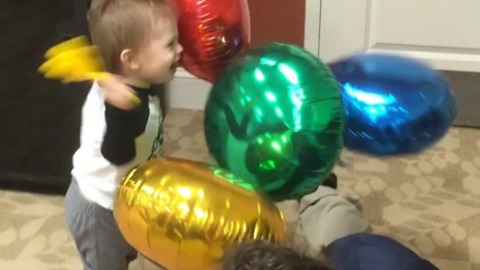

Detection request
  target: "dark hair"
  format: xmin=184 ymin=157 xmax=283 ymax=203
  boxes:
xmin=222 ymin=240 xmax=334 ymax=270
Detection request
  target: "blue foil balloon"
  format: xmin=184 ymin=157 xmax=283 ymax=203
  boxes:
xmin=329 ymin=53 xmax=456 ymax=156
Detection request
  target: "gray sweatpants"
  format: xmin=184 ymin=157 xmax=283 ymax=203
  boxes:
xmin=279 ymin=185 xmax=371 ymax=256
xmin=65 ymin=180 xmax=137 ymax=270
xmin=298 ymin=186 xmax=371 ymax=253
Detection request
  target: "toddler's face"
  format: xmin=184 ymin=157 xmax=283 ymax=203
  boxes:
xmin=134 ymin=16 xmax=183 ymax=84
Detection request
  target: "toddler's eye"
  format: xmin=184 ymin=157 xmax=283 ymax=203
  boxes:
xmin=165 ymin=35 xmax=178 ymax=49
xmin=168 ymin=40 xmax=177 ymax=48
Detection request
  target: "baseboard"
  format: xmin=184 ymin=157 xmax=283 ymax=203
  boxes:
xmin=0 ymin=171 xmax=69 ymax=195
xmin=166 ymin=68 xmax=211 ymax=110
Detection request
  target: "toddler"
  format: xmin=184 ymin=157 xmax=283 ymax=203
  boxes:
xmin=64 ymin=1 xmax=183 ymax=269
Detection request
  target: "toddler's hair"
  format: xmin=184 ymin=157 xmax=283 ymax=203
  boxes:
xmin=87 ymin=0 xmax=173 ymax=72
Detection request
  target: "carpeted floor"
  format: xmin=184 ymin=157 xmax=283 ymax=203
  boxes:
xmin=1 ymin=108 xmax=480 ymax=270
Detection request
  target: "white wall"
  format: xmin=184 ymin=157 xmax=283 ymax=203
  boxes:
xmin=166 ymin=68 xmax=211 ymax=110
xmin=166 ymin=0 xmax=321 ymax=110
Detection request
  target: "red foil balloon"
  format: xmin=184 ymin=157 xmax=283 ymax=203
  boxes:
xmin=169 ymin=0 xmax=251 ymax=82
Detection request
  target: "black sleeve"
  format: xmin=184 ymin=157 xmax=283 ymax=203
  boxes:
xmin=101 ymin=103 xmax=138 ymax=165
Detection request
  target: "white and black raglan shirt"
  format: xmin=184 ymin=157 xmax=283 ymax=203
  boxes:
xmin=71 ymin=81 xmax=163 ymax=210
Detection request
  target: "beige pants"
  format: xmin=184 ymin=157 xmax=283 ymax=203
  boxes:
xmin=276 ymin=186 xmax=371 ymax=255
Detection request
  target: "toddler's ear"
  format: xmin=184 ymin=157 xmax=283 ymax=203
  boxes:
xmin=120 ymin=49 xmax=140 ymax=70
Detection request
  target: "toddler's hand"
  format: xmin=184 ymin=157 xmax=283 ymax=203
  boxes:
xmin=99 ymin=76 xmax=141 ymax=111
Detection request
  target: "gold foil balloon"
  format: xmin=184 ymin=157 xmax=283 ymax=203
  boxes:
xmin=114 ymin=157 xmax=287 ymax=270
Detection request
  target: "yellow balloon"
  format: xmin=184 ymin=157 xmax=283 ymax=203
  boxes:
xmin=44 ymin=36 xmax=90 ymax=58
xmin=114 ymin=157 xmax=287 ymax=270
xmin=38 ymin=36 xmax=110 ymax=83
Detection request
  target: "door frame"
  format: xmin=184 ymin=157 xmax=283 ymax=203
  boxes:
xmin=304 ymin=0 xmax=322 ymax=56
xmin=167 ymin=0 xmax=323 ymax=110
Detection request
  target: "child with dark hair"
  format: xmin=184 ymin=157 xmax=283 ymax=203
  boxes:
xmin=223 ymin=171 xmax=438 ymax=270
xmin=222 ymin=240 xmax=334 ymax=270
xmin=223 ymin=234 xmax=439 ymax=270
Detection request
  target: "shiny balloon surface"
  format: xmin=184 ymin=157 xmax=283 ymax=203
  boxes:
xmin=204 ymin=42 xmax=345 ymax=201
xmin=329 ymin=53 xmax=456 ymax=156
xmin=38 ymin=36 xmax=109 ymax=83
xmin=169 ymin=0 xmax=250 ymax=82
xmin=114 ymin=157 xmax=286 ymax=270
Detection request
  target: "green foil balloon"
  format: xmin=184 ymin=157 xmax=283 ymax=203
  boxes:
xmin=204 ymin=42 xmax=345 ymax=200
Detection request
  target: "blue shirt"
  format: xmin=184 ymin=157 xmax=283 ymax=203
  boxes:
xmin=328 ymin=233 xmax=438 ymax=270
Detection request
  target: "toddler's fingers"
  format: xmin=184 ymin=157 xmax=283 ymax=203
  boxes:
xmin=116 ymin=89 xmax=141 ymax=106
xmin=99 ymin=76 xmax=142 ymax=107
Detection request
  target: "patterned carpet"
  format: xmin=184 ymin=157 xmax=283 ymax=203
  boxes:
xmin=1 ymin=108 xmax=480 ymax=270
